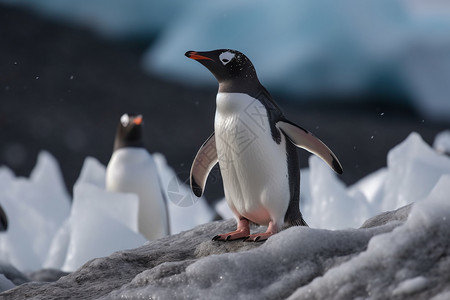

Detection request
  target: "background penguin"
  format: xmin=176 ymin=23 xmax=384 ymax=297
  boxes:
xmin=186 ymin=49 xmax=343 ymax=242
xmin=106 ymin=113 xmax=170 ymax=240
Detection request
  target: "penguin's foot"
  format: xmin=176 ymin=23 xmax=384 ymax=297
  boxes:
xmin=243 ymin=220 xmax=278 ymax=242
xmin=212 ymin=229 xmax=250 ymax=241
xmin=243 ymin=232 xmax=274 ymax=242
xmin=212 ymin=217 xmax=250 ymax=241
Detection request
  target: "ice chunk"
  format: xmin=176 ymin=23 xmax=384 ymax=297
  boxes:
xmin=0 ymin=151 xmax=70 ymax=272
xmin=29 ymin=151 xmax=71 ymax=227
xmin=153 ymin=153 xmax=214 ymax=234
xmin=348 ymin=167 xmax=387 ymax=206
xmin=43 ymin=219 xmax=72 ymax=270
xmin=382 ymin=132 xmax=450 ymax=211
xmin=433 ymin=130 xmax=450 ymax=155
xmin=44 ymin=156 xmax=149 ymax=272
xmin=75 ymin=156 xmax=106 ymax=189
xmin=305 ymin=155 xmax=371 ymax=229
xmin=61 ymin=207 xmax=146 ymax=272
xmin=61 ymin=182 xmax=145 ymax=272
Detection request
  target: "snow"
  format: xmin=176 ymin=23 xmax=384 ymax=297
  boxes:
xmin=393 ymin=276 xmax=429 ymax=296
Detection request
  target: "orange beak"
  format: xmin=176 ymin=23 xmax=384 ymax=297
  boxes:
xmin=185 ymin=51 xmax=214 ymax=61
xmin=133 ymin=115 xmax=143 ymax=125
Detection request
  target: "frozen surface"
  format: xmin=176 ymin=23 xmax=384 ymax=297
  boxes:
xmin=0 ymin=152 xmax=70 ymax=272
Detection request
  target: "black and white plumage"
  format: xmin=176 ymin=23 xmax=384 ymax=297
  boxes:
xmin=186 ymin=49 xmax=343 ymax=242
xmin=106 ymin=113 xmax=170 ymax=240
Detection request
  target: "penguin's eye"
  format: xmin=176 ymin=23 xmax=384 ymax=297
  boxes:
xmin=120 ymin=114 xmax=130 ymax=127
xmin=219 ymin=51 xmax=235 ymax=65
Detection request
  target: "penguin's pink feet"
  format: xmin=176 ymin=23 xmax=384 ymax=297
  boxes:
xmin=244 ymin=220 xmax=278 ymax=242
xmin=212 ymin=217 xmax=250 ymax=241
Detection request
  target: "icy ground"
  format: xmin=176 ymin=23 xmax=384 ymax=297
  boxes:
xmin=0 ymin=131 xmax=450 ymax=298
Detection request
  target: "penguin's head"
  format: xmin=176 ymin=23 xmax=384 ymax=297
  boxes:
xmin=185 ymin=49 xmax=259 ymax=85
xmin=113 ymin=113 xmax=145 ymax=151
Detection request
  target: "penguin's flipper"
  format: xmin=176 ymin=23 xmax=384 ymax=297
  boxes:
xmin=277 ymin=120 xmax=343 ymax=174
xmin=190 ymin=132 xmax=218 ymax=197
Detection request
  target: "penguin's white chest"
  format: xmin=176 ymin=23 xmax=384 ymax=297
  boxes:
xmin=106 ymin=148 xmax=169 ymax=240
xmin=215 ymin=93 xmax=290 ymax=225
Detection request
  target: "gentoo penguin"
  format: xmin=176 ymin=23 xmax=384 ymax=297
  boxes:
xmin=186 ymin=49 xmax=343 ymax=242
xmin=106 ymin=113 xmax=170 ymax=240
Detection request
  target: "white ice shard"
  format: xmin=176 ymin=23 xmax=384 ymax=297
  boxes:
xmin=433 ymin=130 xmax=450 ymax=155
xmin=58 ymin=157 xmax=146 ymax=272
xmin=0 ymin=151 xmax=70 ymax=272
xmin=153 ymin=153 xmax=214 ymax=234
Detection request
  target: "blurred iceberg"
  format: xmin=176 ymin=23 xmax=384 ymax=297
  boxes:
xmin=0 ymin=0 xmax=186 ymax=39
xmin=143 ymin=0 xmax=450 ymax=120
xmin=433 ymin=130 xmax=450 ymax=155
xmin=2 ymin=0 xmax=450 ymax=119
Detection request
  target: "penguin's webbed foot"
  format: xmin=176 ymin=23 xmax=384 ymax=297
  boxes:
xmin=243 ymin=232 xmax=274 ymax=242
xmin=243 ymin=221 xmax=278 ymax=242
xmin=212 ymin=217 xmax=250 ymax=241
xmin=212 ymin=229 xmax=249 ymax=241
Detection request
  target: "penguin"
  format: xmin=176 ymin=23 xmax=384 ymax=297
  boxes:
xmin=186 ymin=49 xmax=343 ymax=242
xmin=0 ymin=204 xmax=7 ymax=232
xmin=106 ymin=113 xmax=170 ymax=240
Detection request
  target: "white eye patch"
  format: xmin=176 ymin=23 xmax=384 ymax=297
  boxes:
xmin=120 ymin=114 xmax=130 ymax=127
xmin=219 ymin=51 xmax=235 ymax=65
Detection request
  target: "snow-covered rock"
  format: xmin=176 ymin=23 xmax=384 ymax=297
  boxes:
xmin=0 ymin=274 xmax=15 ymax=293
xmin=2 ymin=188 xmax=449 ymax=299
